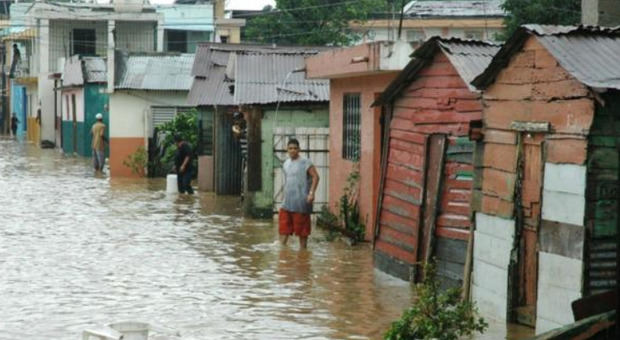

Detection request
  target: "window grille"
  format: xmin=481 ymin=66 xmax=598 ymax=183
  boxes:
xmin=342 ymin=93 xmax=361 ymax=161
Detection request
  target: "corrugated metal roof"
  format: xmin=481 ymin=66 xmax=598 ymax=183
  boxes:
xmin=116 ymin=53 xmax=194 ymax=91
xmin=188 ymin=44 xmax=329 ymax=106
xmin=83 ymin=57 xmax=107 ymax=83
xmin=374 ymin=37 xmax=499 ymax=106
xmin=406 ymin=0 xmax=505 ymax=17
xmin=472 ymin=25 xmax=620 ymax=90
xmin=439 ymin=40 xmax=500 ymax=91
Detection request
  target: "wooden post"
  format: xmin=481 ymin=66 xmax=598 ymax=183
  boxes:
xmin=373 ymin=104 xmax=392 ymax=249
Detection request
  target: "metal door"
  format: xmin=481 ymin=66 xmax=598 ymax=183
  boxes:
xmin=515 ymin=133 xmax=544 ymax=326
xmin=273 ymin=127 xmax=329 ymax=213
xmin=215 ymin=110 xmax=242 ymax=195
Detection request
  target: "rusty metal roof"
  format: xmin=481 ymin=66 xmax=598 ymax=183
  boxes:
xmin=406 ymin=0 xmax=505 ymax=18
xmin=116 ymin=53 xmax=194 ymax=91
xmin=472 ymin=25 xmax=620 ymax=90
xmin=188 ymin=44 xmax=329 ymax=106
xmin=374 ymin=37 xmax=499 ymax=106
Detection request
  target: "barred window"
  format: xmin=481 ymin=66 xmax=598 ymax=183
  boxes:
xmin=342 ymin=93 xmax=361 ymax=161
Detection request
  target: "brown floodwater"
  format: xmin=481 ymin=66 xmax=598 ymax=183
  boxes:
xmin=0 ymin=137 xmax=533 ymax=339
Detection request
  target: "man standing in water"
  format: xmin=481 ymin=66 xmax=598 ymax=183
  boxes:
xmin=90 ymin=113 xmax=106 ymax=173
xmin=174 ymin=134 xmax=194 ymax=194
xmin=10 ymin=113 xmax=19 ymax=137
xmin=279 ymin=138 xmax=319 ymax=249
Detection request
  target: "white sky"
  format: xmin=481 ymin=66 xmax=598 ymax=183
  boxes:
xmin=148 ymin=0 xmax=276 ymax=10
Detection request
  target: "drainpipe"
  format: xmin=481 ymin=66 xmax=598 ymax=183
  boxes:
xmin=1 ymin=43 xmax=6 ymax=134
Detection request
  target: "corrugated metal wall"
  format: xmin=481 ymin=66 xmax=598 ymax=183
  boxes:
xmin=215 ymin=109 xmax=242 ymax=195
xmin=585 ymin=94 xmax=619 ymax=295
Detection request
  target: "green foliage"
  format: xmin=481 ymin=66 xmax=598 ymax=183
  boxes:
xmin=384 ymin=263 xmax=488 ymax=340
xmin=151 ymin=110 xmax=199 ymax=176
xmin=244 ymin=0 xmax=386 ymax=46
xmin=339 ymin=166 xmax=365 ymax=242
xmin=498 ymin=0 xmax=581 ymax=40
xmin=317 ymin=205 xmax=341 ymax=241
xmin=122 ymin=146 xmax=147 ymax=177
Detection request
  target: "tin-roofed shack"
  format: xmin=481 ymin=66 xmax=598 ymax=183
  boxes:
xmin=60 ymin=55 xmax=109 ymax=158
xmin=109 ymin=52 xmax=195 ymax=178
xmin=188 ymin=43 xmax=330 ymax=217
xmin=371 ymin=38 xmax=499 ymax=288
xmin=470 ymin=25 xmax=620 ymax=333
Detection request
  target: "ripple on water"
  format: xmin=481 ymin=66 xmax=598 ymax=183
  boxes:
xmin=7 ymin=139 xmax=530 ymax=340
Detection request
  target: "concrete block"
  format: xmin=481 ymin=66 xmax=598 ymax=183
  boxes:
xmin=542 ymin=190 xmax=585 ymax=226
xmin=537 ymin=284 xmax=580 ymax=326
xmin=536 ymin=316 xmax=563 ymax=335
xmin=475 ymin=212 xmax=515 ymax=241
xmin=538 ymin=251 xmax=583 ymax=293
xmin=474 ymin=231 xmax=513 ymax=269
xmin=472 ymin=282 xmax=507 ymax=322
xmin=472 ymin=259 xmax=508 ymax=297
xmin=543 ymin=163 xmax=586 ymax=195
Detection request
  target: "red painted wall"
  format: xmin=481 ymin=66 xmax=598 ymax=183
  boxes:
xmin=329 ymin=72 xmax=399 ymax=241
xmin=375 ymin=52 xmax=482 ymax=266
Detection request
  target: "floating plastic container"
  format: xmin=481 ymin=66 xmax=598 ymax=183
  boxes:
xmin=166 ymin=174 xmax=178 ymax=194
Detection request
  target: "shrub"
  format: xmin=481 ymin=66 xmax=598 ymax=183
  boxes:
xmin=122 ymin=146 xmax=147 ymax=177
xmin=384 ymin=262 xmax=487 ymax=340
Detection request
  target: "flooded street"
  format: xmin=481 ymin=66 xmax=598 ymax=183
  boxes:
xmin=0 ymin=138 xmax=415 ymax=339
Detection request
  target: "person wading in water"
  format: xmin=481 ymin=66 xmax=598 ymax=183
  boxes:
xmin=279 ymin=138 xmax=319 ymax=249
xmin=90 ymin=113 xmax=106 ymax=173
xmin=174 ymin=134 xmax=194 ymax=194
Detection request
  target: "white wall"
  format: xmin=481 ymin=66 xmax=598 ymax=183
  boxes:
xmin=109 ymin=90 xmax=189 ymax=138
xmin=471 ymin=212 xmax=515 ymax=322
xmin=536 ymin=162 xmax=587 ymax=334
xmin=61 ymin=89 xmax=85 ymax=123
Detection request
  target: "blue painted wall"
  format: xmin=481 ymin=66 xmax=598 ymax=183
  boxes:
xmin=10 ymin=81 xmax=27 ymax=136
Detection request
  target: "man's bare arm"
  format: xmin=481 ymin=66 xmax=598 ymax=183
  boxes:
xmin=307 ymin=166 xmax=320 ymax=203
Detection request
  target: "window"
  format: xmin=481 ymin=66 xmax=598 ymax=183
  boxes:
xmin=342 ymin=93 xmax=361 ymax=161
xmin=72 ymin=29 xmax=96 ymax=56
xmin=464 ymin=30 xmax=484 ymax=40
xmin=166 ymin=30 xmax=188 ymax=53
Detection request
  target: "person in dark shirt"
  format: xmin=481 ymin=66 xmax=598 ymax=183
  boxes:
xmin=10 ymin=113 xmax=19 ymax=137
xmin=174 ymin=134 xmax=194 ymax=194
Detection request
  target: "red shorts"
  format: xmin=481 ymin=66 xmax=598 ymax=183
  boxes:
xmin=279 ymin=209 xmax=311 ymax=237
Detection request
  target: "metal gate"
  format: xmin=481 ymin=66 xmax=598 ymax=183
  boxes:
xmin=273 ymin=127 xmax=329 ymax=213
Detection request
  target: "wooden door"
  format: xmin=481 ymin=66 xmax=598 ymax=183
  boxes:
xmin=418 ymin=134 xmax=447 ymax=280
xmin=515 ymin=133 xmax=544 ymax=326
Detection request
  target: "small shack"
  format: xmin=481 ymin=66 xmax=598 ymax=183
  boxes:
xmin=109 ymin=52 xmax=195 ymax=177
xmin=187 ymin=43 xmax=330 ymax=217
xmin=60 ymin=55 xmax=109 ymax=157
xmin=372 ymin=38 xmax=499 ymax=288
xmin=470 ymin=25 xmax=620 ymax=333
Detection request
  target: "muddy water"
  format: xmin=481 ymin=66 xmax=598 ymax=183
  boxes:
xmin=0 ymin=138 xmax=533 ymax=340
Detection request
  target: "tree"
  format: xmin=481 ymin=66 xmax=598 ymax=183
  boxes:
xmin=499 ymin=0 xmax=581 ymax=40
xmin=243 ymin=0 xmax=387 ymax=46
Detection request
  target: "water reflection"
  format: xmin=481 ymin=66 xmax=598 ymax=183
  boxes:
xmin=0 ymin=138 xmax=533 ymax=339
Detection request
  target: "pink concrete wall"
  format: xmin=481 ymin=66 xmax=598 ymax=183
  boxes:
xmin=330 ymin=72 xmax=399 ymax=241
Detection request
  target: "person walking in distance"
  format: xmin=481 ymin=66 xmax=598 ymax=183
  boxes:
xmin=90 ymin=113 xmax=106 ymax=173
xmin=279 ymin=138 xmax=319 ymax=249
xmin=174 ymin=134 xmax=194 ymax=194
xmin=10 ymin=113 xmax=19 ymax=137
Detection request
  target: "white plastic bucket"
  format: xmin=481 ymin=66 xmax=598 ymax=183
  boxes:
xmin=166 ymin=174 xmax=178 ymax=193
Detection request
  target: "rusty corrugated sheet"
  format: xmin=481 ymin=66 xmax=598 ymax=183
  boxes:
xmin=189 ymin=44 xmax=329 ymax=106
xmin=375 ymin=37 xmax=498 ymax=106
xmin=116 ymin=53 xmax=194 ymax=91
xmin=406 ymin=0 xmax=505 ymax=17
xmin=473 ymin=25 xmax=620 ymax=90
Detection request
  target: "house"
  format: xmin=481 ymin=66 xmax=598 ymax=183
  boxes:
xmin=469 ymin=25 xmax=620 ymax=333
xmin=371 ymin=38 xmax=499 ymax=288
xmin=187 ymin=43 xmax=330 ymax=216
xmin=109 ymin=52 xmax=195 ymax=178
xmin=305 ymin=41 xmax=413 ymax=240
xmin=60 ymin=55 xmax=108 ymax=157
xmin=155 ymin=2 xmax=215 ymax=52
xmin=352 ymin=0 xmax=506 ymax=46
